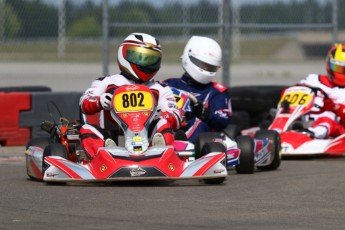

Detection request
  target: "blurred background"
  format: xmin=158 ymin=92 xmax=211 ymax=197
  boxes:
xmin=0 ymin=0 xmax=344 ymax=91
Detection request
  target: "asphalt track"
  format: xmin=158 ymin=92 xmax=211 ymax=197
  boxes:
xmin=1 ymin=61 xmax=345 ymax=229
xmin=1 ymin=147 xmax=345 ymax=229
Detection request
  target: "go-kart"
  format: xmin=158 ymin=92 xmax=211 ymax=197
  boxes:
xmin=25 ymin=84 xmax=228 ymax=184
xmin=171 ymin=87 xmax=281 ymax=173
xmin=242 ymin=85 xmax=345 ymax=157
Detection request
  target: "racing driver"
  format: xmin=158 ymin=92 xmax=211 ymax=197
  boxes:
xmin=299 ymin=43 xmax=345 ymax=139
xmin=164 ymin=36 xmax=232 ymax=143
xmin=79 ymin=32 xmax=182 ymax=158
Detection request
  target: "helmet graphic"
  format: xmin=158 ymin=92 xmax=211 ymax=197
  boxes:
xmin=117 ymin=33 xmax=162 ymax=83
xmin=181 ymin=36 xmax=222 ymax=84
xmin=326 ymin=43 xmax=345 ymax=86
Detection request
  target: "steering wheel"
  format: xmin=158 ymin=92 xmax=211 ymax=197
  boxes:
xmin=295 ymin=84 xmax=330 ymax=114
xmin=295 ymin=84 xmax=329 ymax=99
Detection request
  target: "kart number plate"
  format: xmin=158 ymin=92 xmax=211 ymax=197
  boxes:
xmin=279 ymin=91 xmax=312 ymax=106
xmin=114 ymin=91 xmax=153 ymax=112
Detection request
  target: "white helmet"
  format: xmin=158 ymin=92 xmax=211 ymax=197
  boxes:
xmin=181 ymin=36 xmax=222 ymax=84
xmin=117 ymin=32 xmax=162 ymax=83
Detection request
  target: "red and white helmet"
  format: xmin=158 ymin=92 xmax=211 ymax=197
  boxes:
xmin=326 ymin=43 xmax=345 ymax=86
xmin=181 ymin=36 xmax=222 ymax=84
xmin=117 ymin=33 xmax=162 ymax=83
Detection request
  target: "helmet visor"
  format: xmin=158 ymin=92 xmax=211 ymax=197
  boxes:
xmin=125 ymin=46 xmax=161 ymax=71
xmin=189 ymin=55 xmax=219 ymax=72
xmin=330 ymin=58 xmax=345 ymax=74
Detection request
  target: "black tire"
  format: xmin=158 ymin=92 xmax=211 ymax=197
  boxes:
xmin=235 ymin=135 xmax=255 ymax=174
xmin=194 ymin=132 xmax=222 ymax=159
xmin=254 ymin=130 xmax=281 ymax=171
xmin=199 ymin=142 xmax=227 ymax=185
xmin=222 ymin=124 xmax=241 ymax=140
xmin=0 ymin=86 xmax=51 ymax=92
xmin=42 ymin=143 xmax=68 ymax=185
xmin=26 ymin=137 xmax=50 ymax=150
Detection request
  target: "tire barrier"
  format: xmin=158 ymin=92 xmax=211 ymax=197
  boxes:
xmin=0 ymin=92 xmax=31 ymax=146
xmin=0 ymin=92 xmax=82 ymax=146
xmin=0 ymin=86 xmax=52 ymax=92
xmin=229 ymin=85 xmax=287 ymax=127
xmin=1 ymin=85 xmax=286 ymax=146
xmin=20 ymin=92 xmax=83 ymax=141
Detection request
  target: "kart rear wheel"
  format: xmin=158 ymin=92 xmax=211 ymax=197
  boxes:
xmin=195 ymin=132 xmax=222 ymax=159
xmin=42 ymin=143 xmax=68 ymax=185
xmin=254 ymin=130 xmax=281 ymax=170
xmin=199 ymin=142 xmax=227 ymax=185
xmin=235 ymin=135 xmax=255 ymax=174
xmin=26 ymin=137 xmax=50 ymax=180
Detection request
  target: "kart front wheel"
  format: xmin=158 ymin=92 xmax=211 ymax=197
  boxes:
xmin=26 ymin=137 xmax=50 ymax=150
xmin=254 ymin=130 xmax=281 ymax=170
xmin=235 ymin=135 xmax=255 ymax=174
xmin=199 ymin=142 xmax=227 ymax=185
xmin=195 ymin=132 xmax=222 ymax=159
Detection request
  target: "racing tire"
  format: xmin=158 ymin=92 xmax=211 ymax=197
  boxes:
xmin=222 ymin=124 xmax=241 ymax=140
xmin=26 ymin=137 xmax=51 ymax=150
xmin=42 ymin=143 xmax=68 ymax=185
xmin=254 ymin=130 xmax=281 ymax=171
xmin=194 ymin=132 xmax=222 ymax=159
xmin=199 ymin=142 xmax=227 ymax=185
xmin=25 ymin=137 xmax=51 ymax=180
xmin=235 ymin=135 xmax=255 ymax=174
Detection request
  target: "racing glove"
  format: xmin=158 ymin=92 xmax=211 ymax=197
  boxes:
xmin=99 ymin=93 xmax=112 ymax=110
xmin=322 ymin=98 xmax=345 ymax=119
xmin=322 ymin=98 xmax=335 ymax=112
xmin=193 ymin=102 xmax=210 ymax=121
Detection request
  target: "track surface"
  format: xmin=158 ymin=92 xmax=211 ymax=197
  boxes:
xmin=1 ymin=147 xmax=345 ymax=229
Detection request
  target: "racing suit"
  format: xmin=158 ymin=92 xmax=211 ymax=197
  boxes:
xmin=80 ymin=74 xmax=182 ymax=158
xmin=164 ymin=73 xmax=232 ymax=143
xmin=299 ymin=74 xmax=345 ymax=138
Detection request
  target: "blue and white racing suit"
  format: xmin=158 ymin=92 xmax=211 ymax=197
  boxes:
xmin=164 ymin=73 xmax=232 ymax=143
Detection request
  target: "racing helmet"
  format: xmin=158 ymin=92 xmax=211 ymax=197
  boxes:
xmin=326 ymin=43 xmax=345 ymax=86
xmin=181 ymin=36 xmax=222 ymax=84
xmin=117 ymin=33 xmax=162 ymax=83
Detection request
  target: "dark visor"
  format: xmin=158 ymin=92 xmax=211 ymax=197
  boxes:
xmin=189 ymin=55 xmax=219 ymax=72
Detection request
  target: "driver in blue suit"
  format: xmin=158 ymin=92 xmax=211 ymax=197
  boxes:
xmin=164 ymin=36 xmax=232 ymax=143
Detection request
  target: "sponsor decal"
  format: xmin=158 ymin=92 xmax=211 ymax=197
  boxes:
xmin=215 ymin=110 xmax=229 ymax=118
xmin=88 ymin=96 xmax=97 ymax=102
xmin=142 ymin=111 xmax=149 ymax=116
xmin=125 ymin=85 xmax=140 ymax=91
xmin=133 ymin=146 xmax=143 ymax=151
xmin=46 ymin=172 xmax=59 ymax=177
xmin=168 ymin=163 xmax=175 ymax=171
xmin=130 ymin=167 xmax=146 ymax=177
xmin=122 ymin=113 xmax=128 ymax=118
xmin=100 ymin=164 xmax=107 ymax=172
xmin=214 ymin=169 xmax=225 ymax=173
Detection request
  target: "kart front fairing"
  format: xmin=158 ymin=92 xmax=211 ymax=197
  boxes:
xmin=38 ymin=84 xmax=228 ymax=182
xmin=42 ymin=145 xmax=227 ymax=182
